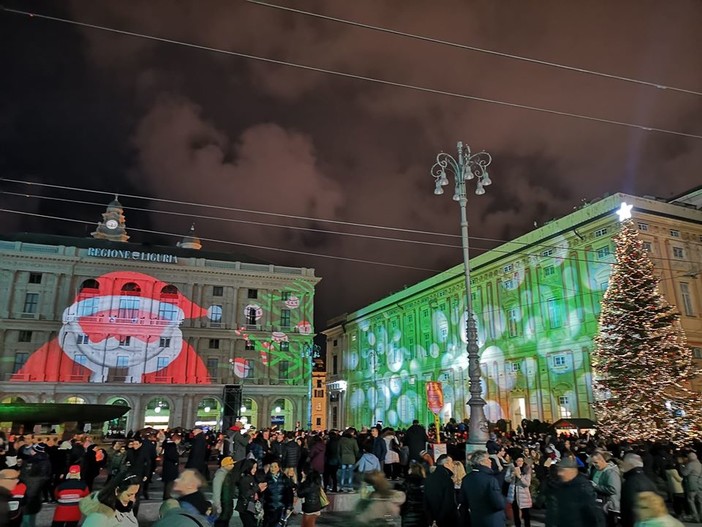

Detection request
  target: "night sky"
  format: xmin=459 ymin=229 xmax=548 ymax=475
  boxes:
xmin=1 ymin=1 xmax=701 ymax=328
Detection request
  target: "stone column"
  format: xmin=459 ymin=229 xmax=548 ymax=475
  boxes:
xmin=130 ymin=396 xmax=144 ymax=432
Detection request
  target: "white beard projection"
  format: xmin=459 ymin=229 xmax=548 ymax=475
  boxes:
xmin=61 ymin=295 xmax=186 ymax=382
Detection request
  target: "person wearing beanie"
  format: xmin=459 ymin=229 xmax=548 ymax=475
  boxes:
xmin=52 ymin=465 xmax=89 ymax=527
xmin=620 ymin=453 xmax=656 ymax=527
xmin=212 ymin=457 xmax=236 ymax=527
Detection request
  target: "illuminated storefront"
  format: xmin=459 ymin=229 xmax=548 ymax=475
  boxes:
xmin=325 ymin=191 xmax=702 ymax=429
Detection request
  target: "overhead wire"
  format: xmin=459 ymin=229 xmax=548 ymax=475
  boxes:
xmin=2 ymin=7 xmax=702 ymax=140
xmin=2 ymin=180 xmax=699 ymax=270
xmin=0 ymin=206 xmax=690 ymax=319
xmin=246 ymin=0 xmax=702 ymax=98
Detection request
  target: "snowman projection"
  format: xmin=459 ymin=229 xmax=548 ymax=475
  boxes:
xmin=13 ymin=271 xmax=213 ymax=384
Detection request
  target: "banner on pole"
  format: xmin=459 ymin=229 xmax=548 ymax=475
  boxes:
xmin=426 ymin=381 xmax=444 ymax=414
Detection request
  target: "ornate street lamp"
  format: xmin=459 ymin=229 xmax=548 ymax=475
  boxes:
xmin=431 ymin=141 xmax=492 ymax=449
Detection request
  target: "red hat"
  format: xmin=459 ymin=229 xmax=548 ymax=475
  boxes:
xmin=68 ymin=465 xmax=81 ymax=474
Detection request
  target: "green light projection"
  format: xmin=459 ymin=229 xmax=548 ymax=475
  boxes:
xmin=343 ymin=235 xmax=614 ymax=429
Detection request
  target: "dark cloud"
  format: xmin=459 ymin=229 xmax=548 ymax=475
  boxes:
xmin=1 ymin=0 xmax=701 ymax=325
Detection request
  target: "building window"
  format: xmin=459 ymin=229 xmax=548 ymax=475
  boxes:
xmin=316 ymin=417 xmax=322 ymax=426
xmin=553 ymin=355 xmax=566 ymax=368
xmin=558 ymin=395 xmax=572 ymax=418
xmin=158 ymin=301 xmax=178 ymax=321
xmin=280 ymin=341 xmax=290 ymax=352
xmin=116 ymin=356 xmax=128 ymax=368
xmin=503 ymin=264 xmax=513 ymax=273
xmin=23 ymin=293 xmax=39 ymax=314
xmin=693 ymin=347 xmax=702 ymax=359
xmin=509 ymin=362 xmax=520 ymax=373
xmin=541 ymin=249 xmax=554 ymax=257
xmin=18 ymin=330 xmax=32 ymax=343
xmin=680 ymin=283 xmax=694 ymax=316
xmin=547 ymin=299 xmax=562 ymax=328
xmin=245 ymin=360 xmax=255 ymax=378
xmin=317 ymin=379 xmax=323 ymax=388
xmin=279 ymin=360 xmax=289 ymax=379
xmin=670 ymin=229 xmax=680 ymax=238
xmin=248 ymin=289 xmax=258 ymax=299
xmin=119 ymin=336 xmax=131 ymax=347
xmin=543 ymin=265 xmax=555 ymax=277
xmin=245 ymin=340 xmax=255 ymax=351
xmin=207 ymin=358 xmax=219 ymax=379
xmin=503 ymin=279 xmax=515 ymax=290
xmin=672 ymin=247 xmax=684 ymax=259
xmin=508 ymin=308 xmax=519 ymax=337
xmin=28 ymin=272 xmax=42 ymax=284
xmin=594 ymin=228 xmax=608 ymax=237
xmin=78 ymin=297 xmax=100 ymax=317
xmin=596 ymin=246 xmax=611 ymax=259
xmin=156 ymin=357 xmax=169 ymax=372
xmin=638 ymin=222 xmax=648 ymax=231
xmin=210 ymin=305 xmax=223 ymax=326
xmin=159 ymin=337 xmax=171 ymax=348
xmin=281 ymin=291 xmax=291 ymax=301
xmin=332 ymin=355 xmax=338 ymax=375
xmin=642 ymin=241 xmax=652 ymax=252
xmin=333 ymin=339 xmax=338 ymax=347
xmin=118 ymin=297 xmax=140 ymax=319
xmin=281 ymin=309 xmax=291 ymax=327
xmin=72 ymin=354 xmax=88 ymax=377
xmin=76 ymin=334 xmax=90 ymax=345
xmin=212 ymin=286 xmax=224 ymax=297
xmin=13 ymin=352 xmax=29 ymax=373
xmin=209 ymin=338 xmax=220 ymax=349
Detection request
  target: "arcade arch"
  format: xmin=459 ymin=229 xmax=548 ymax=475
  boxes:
xmin=195 ymin=397 xmax=222 ymax=429
xmin=144 ymin=397 xmax=172 ymax=430
xmin=239 ymin=397 xmax=258 ymax=428
xmin=270 ymin=398 xmax=294 ymax=430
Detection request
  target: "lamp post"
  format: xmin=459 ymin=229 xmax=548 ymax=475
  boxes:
xmin=431 ymin=140 xmax=492 ymax=449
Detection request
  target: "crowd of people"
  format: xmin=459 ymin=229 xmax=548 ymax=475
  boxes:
xmin=0 ymin=420 xmax=701 ymax=527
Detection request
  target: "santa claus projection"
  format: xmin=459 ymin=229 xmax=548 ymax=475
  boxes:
xmin=13 ymin=271 xmax=213 ymax=384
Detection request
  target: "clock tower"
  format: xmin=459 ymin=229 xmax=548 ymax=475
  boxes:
xmin=92 ymin=196 xmax=129 ymax=242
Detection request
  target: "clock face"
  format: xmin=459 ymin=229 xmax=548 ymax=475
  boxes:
xmin=105 ymin=219 xmax=119 ymax=230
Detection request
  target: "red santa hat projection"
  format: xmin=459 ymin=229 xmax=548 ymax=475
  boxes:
xmin=14 ymin=270 xmax=211 ymax=384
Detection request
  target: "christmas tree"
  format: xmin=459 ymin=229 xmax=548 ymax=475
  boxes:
xmin=592 ymin=216 xmax=701 ymax=444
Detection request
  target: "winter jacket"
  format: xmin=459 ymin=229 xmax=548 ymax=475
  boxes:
xmin=235 ymin=473 xmax=259 ymax=513
xmin=371 ymin=436 xmax=387 ymax=466
xmin=591 ymin=462 xmax=622 ymax=513
xmin=621 ymin=468 xmax=657 ymax=527
xmin=185 ymin=434 xmax=209 ymax=477
xmin=308 ymin=441 xmax=326 ymax=475
xmin=546 ymin=473 xmax=604 ymax=527
xmin=383 ymin=435 xmax=400 ymax=465
xmin=337 ymin=435 xmax=359 ymax=465
xmin=79 ymin=492 xmax=138 ymax=527
xmin=325 ymin=436 xmax=341 ymax=466
xmin=680 ymin=456 xmax=702 ymax=492
xmin=459 ymin=465 xmax=505 ymax=527
xmin=161 ymin=440 xmax=180 ymax=483
xmin=297 ymin=478 xmax=322 ymax=514
xmin=19 ymin=453 xmax=50 ymax=515
xmin=664 ymin=468 xmax=684 ymax=496
xmin=403 ymin=424 xmax=428 ymax=462
xmin=229 ymin=430 xmax=249 ymax=462
xmin=505 ymin=464 xmax=533 ymax=509
xmin=400 ymin=474 xmax=427 ymax=527
xmin=211 ymin=467 xmax=229 ymax=515
xmin=52 ymin=479 xmax=90 ymax=522
xmin=262 ymin=472 xmax=294 ymax=512
xmin=355 ymin=453 xmax=382 ymax=474
xmin=424 ymin=465 xmax=458 ymax=526
xmin=281 ymin=440 xmax=301 ymax=470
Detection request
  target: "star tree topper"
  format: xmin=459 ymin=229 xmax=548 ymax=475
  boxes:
xmin=616 ymin=202 xmax=633 ymax=221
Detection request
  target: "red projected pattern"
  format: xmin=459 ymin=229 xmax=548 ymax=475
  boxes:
xmin=13 ymin=271 xmax=211 ymax=384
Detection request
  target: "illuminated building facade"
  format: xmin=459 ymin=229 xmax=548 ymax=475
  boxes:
xmin=0 ymin=199 xmax=320 ymax=432
xmin=324 ymin=190 xmax=702 ymax=430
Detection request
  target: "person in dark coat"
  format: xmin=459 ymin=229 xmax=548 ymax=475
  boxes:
xmin=403 ymin=421 xmax=428 ymax=463
xmin=261 ymin=461 xmax=294 ymax=527
xmin=281 ymin=433 xmax=301 ymax=484
xmin=161 ymin=434 xmax=182 ymax=500
xmin=323 ymin=431 xmax=340 ymax=493
xmin=400 ymin=462 xmax=427 ymax=527
xmin=185 ymin=428 xmax=209 ymax=479
xmin=370 ymin=428 xmax=387 ymax=469
xmin=307 ymin=436 xmax=326 ymax=476
xmin=459 ymin=450 xmax=505 ymax=527
xmin=547 ymin=457 xmax=604 ymax=527
xmin=140 ymin=436 xmax=157 ymax=499
xmin=297 ymin=470 xmax=323 ymax=527
xmin=18 ymin=443 xmax=51 ymax=527
xmin=236 ymin=459 xmax=267 ymax=527
xmin=228 ymin=422 xmax=250 ymax=463
xmin=619 ymin=453 xmax=657 ymax=527
xmin=423 ymin=454 xmax=458 ymax=527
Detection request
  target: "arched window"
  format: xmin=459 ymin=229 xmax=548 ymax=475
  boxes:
xmin=158 ymin=285 xmax=180 ymax=321
xmin=119 ymin=283 xmax=141 ymax=319
xmin=79 ymin=279 xmax=100 ymax=293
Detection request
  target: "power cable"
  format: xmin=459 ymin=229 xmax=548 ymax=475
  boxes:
xmin=2 ymin=7 xmax=701 ymax=140
xmin=246 ymin=0 xmax=702 ymax=98
xmin=2 ymin=180 xmax=698 ymax=269
xmin=0 ymin=208 xmax=443 ymax=273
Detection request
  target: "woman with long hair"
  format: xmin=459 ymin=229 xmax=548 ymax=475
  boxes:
xmin=297 ymin=470 xmax=324 ymax=527
xmin=505 ymin=455 xmax=533 ymax=527
xmin=235 ymin=459 xmax=267 ymax=527
xmin=78 ymin=472 xmax=140 ymax=527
